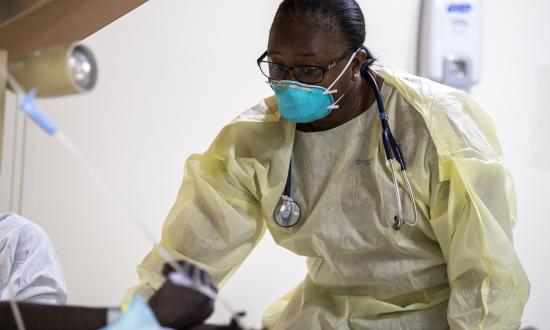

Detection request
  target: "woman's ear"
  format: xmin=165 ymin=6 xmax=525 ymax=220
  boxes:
xmin=351 ymin=48 xmax=368 ymax=81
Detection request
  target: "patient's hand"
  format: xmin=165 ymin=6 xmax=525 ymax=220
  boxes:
xmin=149 ymin=261 xmax=217 ymax=329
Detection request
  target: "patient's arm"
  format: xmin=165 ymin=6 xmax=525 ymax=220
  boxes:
xmin=0 ymin=303 xmax=107 ymax=330
xmin=0 ymin=260 xmax=216 ymax=330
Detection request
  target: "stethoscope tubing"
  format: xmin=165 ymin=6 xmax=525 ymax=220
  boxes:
xmin=275 ymin=67 xmax=418 ymax=230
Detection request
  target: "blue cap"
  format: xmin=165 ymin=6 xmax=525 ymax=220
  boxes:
xmin=19 ymin=88 xmax=58 ymax=135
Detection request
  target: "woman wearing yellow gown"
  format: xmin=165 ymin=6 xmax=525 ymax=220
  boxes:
xmin=128 ymin=1 xmax=530 ymax=328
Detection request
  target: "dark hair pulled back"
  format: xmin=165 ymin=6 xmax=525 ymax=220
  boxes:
xmin=271 ymin=0 xmax=376 ymax=76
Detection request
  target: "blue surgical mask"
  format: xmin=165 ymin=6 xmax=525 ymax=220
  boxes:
xmin=270 ymin=49 xmax=358 ymax=123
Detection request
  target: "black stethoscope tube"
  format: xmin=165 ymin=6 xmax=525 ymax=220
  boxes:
xmin=364 ymin=70 xmax=407 ymax=172
xmin=276 ymin=64 xmax=418 ymax=230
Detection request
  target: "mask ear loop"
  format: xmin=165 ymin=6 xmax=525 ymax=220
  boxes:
xmin=327 ymin=92 xmax=346 ymax=110
xmin=323 ymin=48 xmax=361 ymax=96
xmin=324 ymin=48 xmax=361 ymax=111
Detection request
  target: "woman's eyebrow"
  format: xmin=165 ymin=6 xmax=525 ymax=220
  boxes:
xmin=267 ymin=50 xmax=319 ymax=58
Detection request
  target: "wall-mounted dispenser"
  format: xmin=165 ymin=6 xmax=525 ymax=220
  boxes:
xmin=418 ymin=0 xmax=482 ymax=91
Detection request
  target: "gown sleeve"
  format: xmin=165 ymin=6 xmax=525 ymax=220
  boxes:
xmin=124 ymin=122 xmax=268 ymax=302
xmin=427 ymin=93 xmax=530 ymax=329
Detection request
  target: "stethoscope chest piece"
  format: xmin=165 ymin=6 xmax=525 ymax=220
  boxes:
xmin=274 ymin=195 xmax=301 ymax=228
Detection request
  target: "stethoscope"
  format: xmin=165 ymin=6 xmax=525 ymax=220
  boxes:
xmin=273 ymin=67 xmax=418 ymax=231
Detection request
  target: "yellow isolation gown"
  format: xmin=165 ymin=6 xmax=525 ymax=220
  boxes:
xmin=126 ymin=67 xmax=530 ymax=329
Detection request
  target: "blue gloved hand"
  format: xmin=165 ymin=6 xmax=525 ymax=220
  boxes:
xmin=100 ymin=297 xmax=172 ymax=330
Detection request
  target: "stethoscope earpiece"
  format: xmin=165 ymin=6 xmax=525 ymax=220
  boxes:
xmin=393 ymin=216 xmax=403 ymax=231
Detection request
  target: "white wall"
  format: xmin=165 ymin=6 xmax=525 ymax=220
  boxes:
xmin=9 ymin=0 xmax=549 ymax=328
xmin=0 ymin=92 xmax=21 ymax=211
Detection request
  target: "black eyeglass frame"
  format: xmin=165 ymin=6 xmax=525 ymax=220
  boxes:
xmin=256 ymin=48 xmax=357 ymax=84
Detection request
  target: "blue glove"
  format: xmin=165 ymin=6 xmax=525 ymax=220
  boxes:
xmin=100 ymin=297 xmax=173 ymax=330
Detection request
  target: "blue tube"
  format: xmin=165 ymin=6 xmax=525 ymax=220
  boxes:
xmin=19 ymin=89 xmax=58 ymax=135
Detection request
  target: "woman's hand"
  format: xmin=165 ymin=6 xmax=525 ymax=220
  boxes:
xmin=148 ymin=261 xmax=217 ymax=329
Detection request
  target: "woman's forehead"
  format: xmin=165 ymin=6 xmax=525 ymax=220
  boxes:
xmin=268 ymin=18 xmax=348 ymax=61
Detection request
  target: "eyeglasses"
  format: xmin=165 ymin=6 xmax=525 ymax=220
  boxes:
xmin=256 ymin=48 xmax=356 ymax=84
